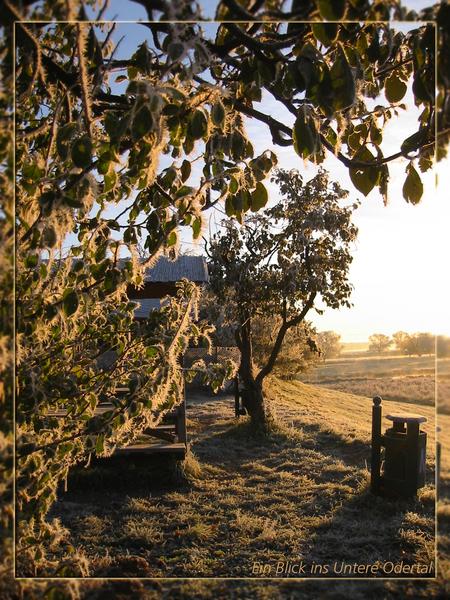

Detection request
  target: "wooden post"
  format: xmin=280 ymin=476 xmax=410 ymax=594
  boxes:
xmin=371 ymin=396 xmax=382 ymax=494
xmin=234 ymin=376 xmax=240 ymax=418
xmin=437 ymin=426 xmax=441 ymax=500
xmin=406 ymin=421 xmax=420 ymax=496
xmin=176 ymin=376 xmax=187 ymax=445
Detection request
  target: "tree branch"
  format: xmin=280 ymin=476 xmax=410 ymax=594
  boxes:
xmin=233 ymin=99 xmax=429 ymax=168
xmin=374 ymin=54 xmax=414 ymax=78
xmin=221 ymin=0 xmax=258 ymax=20
xmin=256 ymin=291 xmax=316 ymax=385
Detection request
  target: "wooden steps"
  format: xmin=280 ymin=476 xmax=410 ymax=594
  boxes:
xmin=114 ymin=442 xmax=187 ymax=457
xmin=47 ymin=391 xmax=188 ymax=459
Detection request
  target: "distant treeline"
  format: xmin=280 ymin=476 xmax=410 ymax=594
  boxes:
xmin=368 ymin=332 xmax=450 ymax=357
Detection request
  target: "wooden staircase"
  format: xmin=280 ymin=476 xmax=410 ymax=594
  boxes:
xmin=49 ymin=388 xmax=188 ymax=459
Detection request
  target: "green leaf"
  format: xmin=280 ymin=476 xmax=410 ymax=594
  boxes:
xmin=180 ymin=160 xmax=191 ymax=182
xmin=104 ymin=170 xmax=117 ymax=192
xmin=71 ymin=135 xmax=93 ymax=169
xmin=257 ymin=59 xmax=276 ymax=83
xmin=107 ymin=220 xmax=120 ymax=231
xmin=104 ymin=269 xmax=119 ymax=293
xmin=231 ymin=131 xmax=245 ymax=159
xmin=418 ymin=154 xmax=433 ymax=173
xmin=349 ymin=147 xmax=379 ymax=196
xmin=131 ymin=104 xmax=153 ymax=140
xmin=104 ymin=112 xmax=121 ymax=139
xmin=211 ymin=101 xmax=226 ymax=127
xmin=95 ymin=434 xmax=104 ymax=455
xmin=370 ymin=124 xmax=382 ymax=145
xmin=162 ymin=166 xmax=178 ymax=187
xmin=160 ymin=86 xmax=186 ymax=101
xmin=56 ymin=123 xmax=78 ymax=160
xmin=236 ymin=189 xmax=250 ymax=213
xmin=228 ymin=176 xmax=239 ymax=194
xmin=62 ymin=194 xmax=83 ymax=209
xmin=349 ymin=170 xmax=377 ymax=196
xmin=402 ymin=163 xmax=423 ymax=204
xmin=97 ymin=155 xmax=110 ymax=175
xmin=401 ymin=128 xmax=429 ymax=155
xmin=225 ymin=196 xmax=234 ymax=217
xmin=192 ymin=216 xmax=202 ymax=239
xmin=188 ymin=109 xmax=208 ymax=140
xmin=146 ymin=211 xmax=160 ymax=232
xmin=292 ymin=111 xmax=319 ymax=159
xmin=25 ymin=254 xmax=38 ymax=268
xmin=127 ymin=66 xmax=138 ymax=79
xmin=311 ymin=23 xmax=338 ymax=46
xmin=251 ymin=182 xmax=269 ymax=212
xmin=42 ymin=226 xmax=57 ymax=247
xmin=22 ymin=161 xmax=43 ymax=181
xmin=133 ymin=41 xmax=153 ymax=74
xmin=288 ymin=60 xmax=306 ymax=92
xmin=330 ymin=45 xmax=355 ymax=111
xmin=124 ymin=227 xmax=137 ymax=244
xmin=175 ymin=185 xmax=195 ymax=198
xmin=232 ymin=193 xmax=243 ymax=213
xmin=167 ymin=231 xmax=178 ymax=246
xmin=317 ymin=0 xmax=346 ymax=20
xmin=168 ymin=42 xmax=185 ymax=61
xmin=412 ymin=70 xmax=431 ymax=103
xmin=347 ymin=130 xmax=362 ymax=152
xmin=385 ymin=73 xmax=407 ymax=103
xmin=62 ymin=289 xmax=79 ymax=317
xmin=146 ymin=346 xmax=158 ymax=358
xmin=87 ymin=27 xmax=103 ymax=68
xmin=39 ymin=190 xmax=57 ymax=215
xmin=91 ymin=259 xmax=109 ymax=281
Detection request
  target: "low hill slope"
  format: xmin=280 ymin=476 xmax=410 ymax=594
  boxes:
xmin=267 ymin=378 xmax=435 ymax=463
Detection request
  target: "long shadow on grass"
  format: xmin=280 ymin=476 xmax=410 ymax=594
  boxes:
xmin=194 ymin=417 xmax=370 ymax=472
xmin=300 ymin=483 xmax=436 ymax=578
xmin=49 ymin=416 xmax=435 ymax=578
xmin=57 ymin=453 xmax=190 ymax=497
xmin=191 ymin=418 xmax=435 ymax=578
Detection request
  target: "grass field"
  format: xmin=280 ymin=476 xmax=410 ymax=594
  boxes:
xmin=46 ymin=377 xmax=436 ymax=581
xmin=300 ymin=354 xmax=450 ymax=414
xmin=340 ymin=342 xmax=369 ymax=354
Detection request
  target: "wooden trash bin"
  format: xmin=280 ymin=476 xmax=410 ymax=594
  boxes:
xmin=371 ymin=396 xmax=427 ymax=498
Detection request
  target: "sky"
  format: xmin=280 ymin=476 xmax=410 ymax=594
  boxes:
xmin=79 ymin=5 xmax=448 ymax=343
xmin=89 ymin=0 xmax=435 ymax=20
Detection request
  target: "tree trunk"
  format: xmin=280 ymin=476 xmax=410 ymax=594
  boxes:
xmin=237 ymin=314 xmax=270 ymax=431
xmin=240 ymin=378 xmax=269 ymax=430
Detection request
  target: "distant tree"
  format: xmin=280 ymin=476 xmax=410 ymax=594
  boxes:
xmin=392 ymin=331 xmax=434 ymax=356
xmin=437 ymin=335 xmax=450 ymax=358
xmin=368 ymin=333 xmax=392 ymax=354
xmin=412 ymin=332 xmax=435 ymax=356
xmin=317 ymin=331 xmax=342 ymax=360
xmin=393 ymin=331 xmax=411 ymax=354
xmin=208 ymin=168 xmax=357 ymax=430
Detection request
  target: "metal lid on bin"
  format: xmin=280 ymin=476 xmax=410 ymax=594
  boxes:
xmin=386 ymin=412 xmax=427 ymax=424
